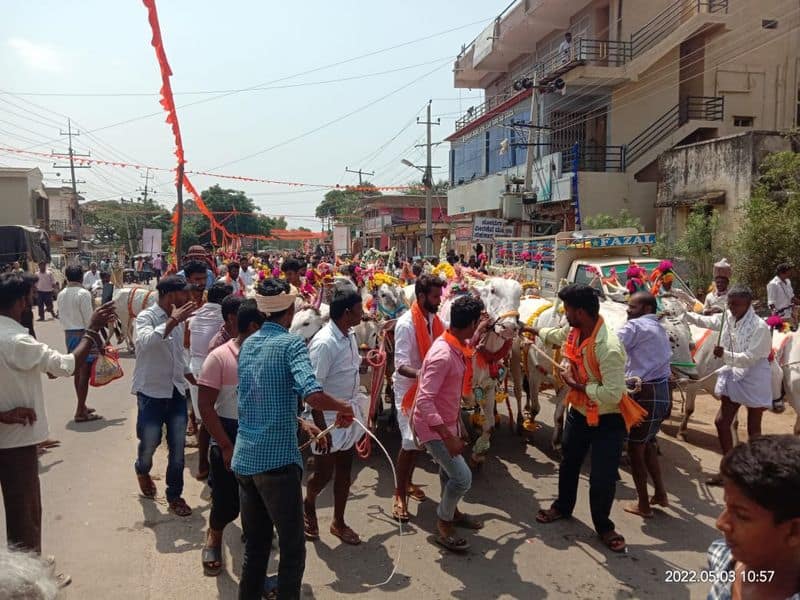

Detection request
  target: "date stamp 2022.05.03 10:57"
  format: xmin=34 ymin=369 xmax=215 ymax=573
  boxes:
xmin=665 ymin=570 xmax=776 ymax=585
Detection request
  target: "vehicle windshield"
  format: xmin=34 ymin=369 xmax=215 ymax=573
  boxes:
xmin=601 ymin=261 xmax=691 ymax=294
xmin=573 ymin=260 xmax=692 ymax=296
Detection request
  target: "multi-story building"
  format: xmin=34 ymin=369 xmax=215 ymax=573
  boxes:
xmin=360 ymin=194 xmax=448 ymax=258
xmin=44 ymin=186 xmax=83 ymax=248
xmin=0 ymin=167 xmax=48 ymax=228
xmin=447 ymin=0 xmax=799 ymax=238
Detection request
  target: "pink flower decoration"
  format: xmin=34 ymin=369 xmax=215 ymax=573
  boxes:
xmin=766 ymin=315 xmax=784 ymax=329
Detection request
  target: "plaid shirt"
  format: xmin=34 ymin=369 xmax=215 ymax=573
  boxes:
xmin=232 ymin=322 xmax=321 ymax=476
xmin=706 ymin=539 xmax=800 ymax=600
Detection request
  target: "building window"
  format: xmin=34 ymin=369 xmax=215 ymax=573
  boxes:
xmin=733 ymin=116 xmax=754 ymax=127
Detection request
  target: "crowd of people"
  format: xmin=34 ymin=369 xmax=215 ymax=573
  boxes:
xmin=1 ymin=245 xmax=799 ymax=599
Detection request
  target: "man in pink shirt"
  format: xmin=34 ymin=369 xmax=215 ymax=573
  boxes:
xmin=196 ymin=299 xmax=264 ymax=577
xmin=412 ymin=295 xmax=486 ymax=553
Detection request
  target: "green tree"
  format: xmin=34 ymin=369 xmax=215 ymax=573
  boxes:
xmin=315 ymin=183 xmax=380 ymax=232
xmin=582 ymin=210 xmax=643 ymax=231
xmin=178 ymin=186 xmax=286 ymax=249
xmin=733 ymin=150 xmax=800 ymax=300
xmin=82 ymin=198 xmax=172 ymax=255
xmin=402 ymin=178 xmax=449 ymax=195
xmin=674 ymin=207 xmax=723 ymax=293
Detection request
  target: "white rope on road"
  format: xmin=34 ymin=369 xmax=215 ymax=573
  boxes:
xmin=298 ymin=417 xmax=403 ymax=587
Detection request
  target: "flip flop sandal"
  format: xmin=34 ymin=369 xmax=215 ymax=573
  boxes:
xmin=56 ymin=572 xmax=72 ymax=589
xmin=202 ymin=546 xmax=223 ymax=577
xmin=536 ymin=508 xmax=566 ymax=524
xmin=649 ymin=495 xmax=670 ymax=508
xmin=137 ymin=474 xmax=157 ymax=499
xmin=600 ymin=531 xmax=626 ymax=553
xmin=169 ymin=498 xmax=192 ymax=517
xmin=453 ymin=513 xmax=484 ymax=530
xmin=304 ymin=512 xmax=319 ymax=541
xmin=330 ymin=524 xmax=361 ymax=546
xmin=433 ymin=533 xmax=470 ymax=553
xmin=74 ymin=413 xmax=102 ymax=423
xmin=407 ymin=484 xmax=426 ymax=502
xmin=391 ymin=499 xmax=410 ymax=523
xmin=706 ymin=475 xmax=724 ymax=487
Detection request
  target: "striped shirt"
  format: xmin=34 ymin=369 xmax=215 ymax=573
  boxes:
xmin=232 ymin=321 xmax=322 ymax=476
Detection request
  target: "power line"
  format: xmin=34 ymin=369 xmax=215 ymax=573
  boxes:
xmin=209 ymin=59 xmax=453 ymax=170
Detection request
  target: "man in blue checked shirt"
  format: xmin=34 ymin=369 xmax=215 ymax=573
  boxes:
xmin=233 ymin=278 xmax=354 ymax=600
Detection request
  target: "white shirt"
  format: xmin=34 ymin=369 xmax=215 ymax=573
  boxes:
xmin=0 ymin=315 xmax=75 ymax=449
xmin=188 ymin=302 xmax=224 ymax=374
xmin=240 ymin=266 xmax=255 ymax=287
xmin=684 ymin=310 xmax=772 ymax=369
xmin=703 ymin=289 xmax=728 ymax=312
xmin=57 ymin=284 xmax=93 ymax=330
xmin=83 ymin=270 xmax=100 ymax=290
xmin=131 ymin=304 xmax=191 ymax=397
xmin=767 ymin=276 xmax=794 ymax=314
xmin=559 ymin=39 xmax=572 ymax=62
xmin=392 ymin=308 xmax=433 ymax=402
xmin=36 ymin=270 xmax=55 ymax=293
xmin=308 ymin=321 xmax=360 ymax=402
xmin=217 ymin=275 xmax=244 ymax=296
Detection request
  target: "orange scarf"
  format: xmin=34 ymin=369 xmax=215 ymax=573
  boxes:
xmin=442 ymin=330 xmax=475 ymax=400
xmin=562 ymin=317 xmax=647 ymax=431
xmin=400 ymin=302 xmax=445 ymax=413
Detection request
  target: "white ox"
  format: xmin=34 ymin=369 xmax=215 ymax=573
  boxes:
xmin=515 ymin=293 xmax=696 ymax=450
xmin=438 ymin=277 xmax=522 ymax=462
xmin=113 ymin=287 xmax=158 ymax=351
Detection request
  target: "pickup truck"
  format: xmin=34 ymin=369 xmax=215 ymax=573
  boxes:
xmin=493 ymin=228 xmax=693 ymax=299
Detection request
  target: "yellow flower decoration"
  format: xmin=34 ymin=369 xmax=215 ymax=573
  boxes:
xmin=432 ymin=262 xmax=455 ymax=281
xmin=372 ymin=272 xmax=402 ymax=289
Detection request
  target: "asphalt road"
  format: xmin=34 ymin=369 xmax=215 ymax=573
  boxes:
xmin=2 ymin=314 xmax=795 ymax=599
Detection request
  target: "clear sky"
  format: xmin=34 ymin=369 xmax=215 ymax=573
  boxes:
xmin=0 ymin=1 xmax=502 ymax=229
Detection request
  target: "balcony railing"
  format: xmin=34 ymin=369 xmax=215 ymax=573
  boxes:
xmin=535 ymin=38 xmax=632 ymax=83
xmin=454 ymin=91 xmax=518 ymax=131
xmin=625 ymin=95 xmax=723 ymax=166
xmin=630 ymin=0 xmax=728 ymax=57
xmin=561 ymin=144 xmax=626 ymax=172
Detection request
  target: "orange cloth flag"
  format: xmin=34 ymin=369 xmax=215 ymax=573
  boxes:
xmin=400 ymin=302 xmax=445 ymax=413
xmin=561 ymin=317 xmax=647 ymax=431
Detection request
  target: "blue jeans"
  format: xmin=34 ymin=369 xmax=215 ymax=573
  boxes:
xmin=424 ymin=439 xmax=472 ymax=522
xmin=134 ymin=388 xmax=187 ymax=502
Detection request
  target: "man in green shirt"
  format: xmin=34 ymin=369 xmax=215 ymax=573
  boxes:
xmin=529 ymin=284 xmax=628 ymax=553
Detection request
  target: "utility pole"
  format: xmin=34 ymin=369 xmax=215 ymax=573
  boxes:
xmin=523 ymin=73 xmax=540 ymax=193
xmin=418 ymin=100 xmax=440 ymax=257
xmin=138 ymin=167 xmax=155 ymax=203
xmin=175 ymin=164 xmax=184 ymax=263
xmin=53 ymin=118 xmax=90 ymax=235
xmin=344 ymin=167 xmax=374 ymax=186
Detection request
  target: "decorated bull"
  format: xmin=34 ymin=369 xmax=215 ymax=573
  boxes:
xmin=515 ymin=290 xmax=695 ymax=450
xmin=113 ymin=287 xmax=158 ymax=351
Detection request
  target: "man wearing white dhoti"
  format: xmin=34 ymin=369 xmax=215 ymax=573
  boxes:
xmin=303 ymin=288 xmax=367 ymax=546
xmin=683 ymin=285 xmax=772 ymax=485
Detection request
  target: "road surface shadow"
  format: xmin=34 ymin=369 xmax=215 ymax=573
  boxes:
xmin=65 ymin=416 xmax=126 ymax=432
